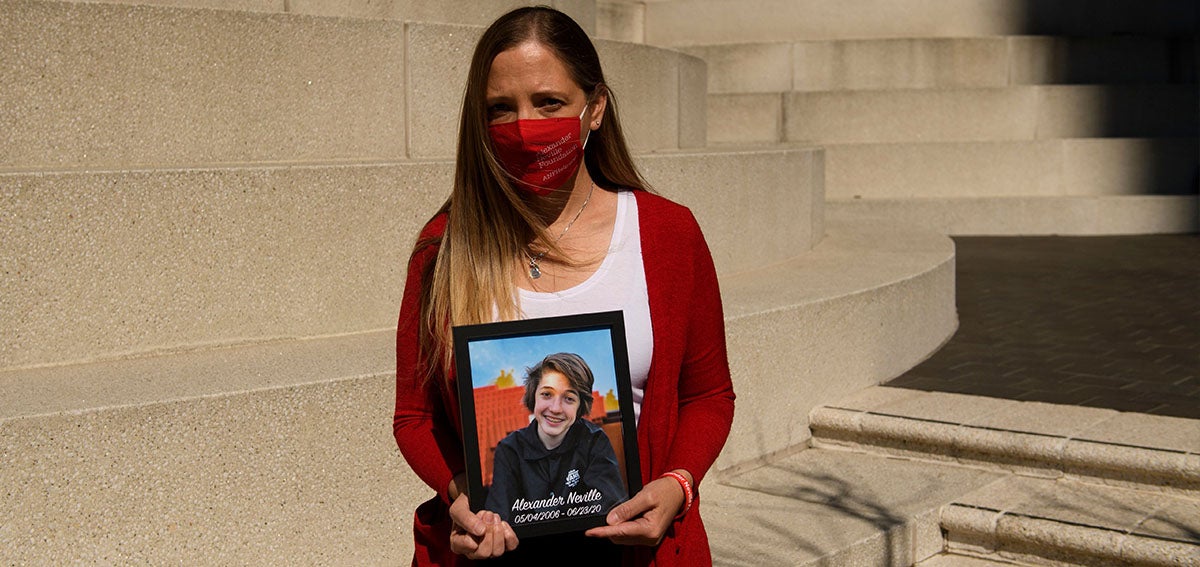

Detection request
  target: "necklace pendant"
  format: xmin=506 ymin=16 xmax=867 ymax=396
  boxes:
xmin=529 ymin=262 xmax=541 ymax=279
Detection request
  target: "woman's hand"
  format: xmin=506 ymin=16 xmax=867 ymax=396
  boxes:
xmin=584 ymin=470 xmax=690 ymax=546
xmin=448 ymin=493 xmax=519 ymax=559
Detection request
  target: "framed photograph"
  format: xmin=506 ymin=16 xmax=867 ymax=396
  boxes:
xmin=453 ymin=310 xmax=642 ymax=539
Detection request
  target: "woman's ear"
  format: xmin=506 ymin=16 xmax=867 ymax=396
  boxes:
xmin=588 ymin=87 xmax=608 ymax=131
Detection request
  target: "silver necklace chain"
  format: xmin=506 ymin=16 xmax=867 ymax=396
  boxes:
xmin=525 ymin=182 xmax=595 ymax=280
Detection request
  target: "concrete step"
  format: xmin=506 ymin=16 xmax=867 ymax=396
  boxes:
xmin=715 ymin=218 xmax=955 ymax=469
xmin=0 ymin=332 xmax=426 ymax=564
xmin=681 ymin=36 xmax=1197 ymax=95
xmin=826 ymin=195 xmax=1200 ymax=237
xmin=943 ymin=475 xmax=1200 ymax=566
xmin=810 ymin=386 xmax=1200 ymax=494
xmin=1 ymin=0 xmax=703 ymax=171
xmin=706 ymin=86 xmax=1199 ymax=145
xmin=707 ymin=381 xmax=1200 ymax=566
xmin=46 ymin=0 xmax=598 ymax=34
xmin=805 ymin=386 xmax=1200 ymax=565
xmin=638 ymin=148 xmax=825 ymax=278
xmin=634 ymin=0 xmax=1198 ymax=45
xmin=705 ymin=447 xmax=1004 ymax=566
xmin=0 ymin=147 xmax=820 ymax=369
xmin=819 ymin=138 xmax=1199 ymax=200
xmin=917 ymin=553 xmax=1030 ymax=566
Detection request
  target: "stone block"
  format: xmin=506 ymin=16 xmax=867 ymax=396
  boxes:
xmin=950 ymin=475 xmax=1200 ymax=566
xmin=793 ymin=38 xmax=1008 ymax=92
xmin=784 ymin=88 xmax=1039 ymax=144
xmin=959 ymin=399 xmax=1116 ymax=439
xmin=821 ymin=386 xmax=926 ymax=413
xmin=0 ymin=0 xmax=407 ymax=169
xmin=0 ymin=162 xmax=451 ymax=369
xmin=404 ymin=23 xmax=482 ymax=159
xmin=0 ymin=370 xmax=427 ymax=564
xmin=871 ymin=391 xmax=1015 ymax=425
xmin=1074 ymin=412 xmax=1200 ymax=456
xmin=644 ymin=0 xmax=1198 ymax=45
xmin=1062 ymin=138 xmax=1200 ymax=196
xmin=710 ymin=446 xmax=1003 ymax=562
xmin=956 ymin=476 xmax=1158 ymax=532
xmin=288 ymin=0 xmax=595 ymax=32
xmin=918 ymin=553 xmax=1017 ymax=566
xmin=644 ymin=0 xmax=1024 ymax=45
xmin=1134 ymin=497 xmax=1200 ymax=544
xmin=710 ymin=449 xmax=1001 ymax=566
xmin=1034 ymin=85 xmax=1200 ymax=139
xmin=706 ymin=93 xmax=783 ymax=145
xmin=1007 ymin=36 xmax=1197 ymax=85
xmin=941 ymin=503 xmax=1001 ymax=555
xmin=0 ymin=331 xmax=395 ymax=419
xmin=692 ymin=36 xmax=1196 ymax=95
xmin=676 ymin=54 xmax=708 ymax=148
xmin=64 ymin=0 xmax=284 ymax=12
xmin=637 ymin=148 xmax=822 ymax=274
xmin=825 ymin=136 xmax=1199 ymax=201
xmin=596 ymin=40 xmax=682 ymax=152
xmin=826 ymin=195 xmax=1200 ymax=236
xmin=548 ymin=0 xmax=597 ymax=34
xmin=823 ymin=141 xmax=1063 ymax=200
xmin=596 ymin=0 xmax=645 ymax=43
xmin=678 ymin=42 xmax=792 ymax=94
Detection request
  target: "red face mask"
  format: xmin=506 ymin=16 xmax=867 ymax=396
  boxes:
xmin=488 ymin=105 xmax=590 ymax=196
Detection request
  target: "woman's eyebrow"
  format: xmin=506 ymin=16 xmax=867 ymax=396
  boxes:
xmin=530 ymin=89 xmax=572 ymax=99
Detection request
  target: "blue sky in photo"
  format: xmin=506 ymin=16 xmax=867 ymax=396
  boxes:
xmin=467 ymin=328 xmax=618 ymax=397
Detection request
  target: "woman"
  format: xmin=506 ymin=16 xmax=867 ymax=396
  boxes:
xmin=485 ymin=353 xmax=626 ymax=527
xmin=393 ymin=6 xmax=734 ymax=566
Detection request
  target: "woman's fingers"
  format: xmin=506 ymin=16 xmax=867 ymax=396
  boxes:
xmin=449 ymin=495 xmax=486 ymax=537
xmin=500 ymin=520 xmax=520 ymax=551
xmin=585 ymin=477 xmax=684 ymax=545
xmin=610 ymin=492 xmax=652 ymax=525
xmin=449 ymin=508 xmax=518 ymax=560
xmin=449 ymin=524 xmax=480 ymax=556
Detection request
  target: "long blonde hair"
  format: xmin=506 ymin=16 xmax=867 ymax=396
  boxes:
xmin=417 ymin=6 xmax=649 ymax=383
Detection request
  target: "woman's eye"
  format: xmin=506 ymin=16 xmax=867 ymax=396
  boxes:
xmin=541 ymin=98 xmax=564 ymax=111
xmin=565 ymin=395 xmax=578 ymax=405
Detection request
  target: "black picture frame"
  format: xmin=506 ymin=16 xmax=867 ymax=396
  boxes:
xmin=453 ymin=310 xmax=642 ymax=540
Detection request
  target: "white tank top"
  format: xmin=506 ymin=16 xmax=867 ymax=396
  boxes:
xmin=518 ymin=190 xmax=652 ymax=421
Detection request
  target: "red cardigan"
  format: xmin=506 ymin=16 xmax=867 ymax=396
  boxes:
xmin=393 ymin=190 xmax=735 ymax=566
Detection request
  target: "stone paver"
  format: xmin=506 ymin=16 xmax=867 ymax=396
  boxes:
xmin=888 ymin=235 xmax=1200 ymax=419
xmin=706 ymin=448 xmax=1003 ymax=566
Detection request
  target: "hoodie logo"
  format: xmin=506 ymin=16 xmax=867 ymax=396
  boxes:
xmin=565 ymin=469 xmax=580 ymax=488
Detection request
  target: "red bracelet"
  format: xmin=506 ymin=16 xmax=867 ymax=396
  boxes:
xmin=660 ymin=471 xmax=693 ymax=519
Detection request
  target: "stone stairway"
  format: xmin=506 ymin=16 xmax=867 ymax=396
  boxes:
xmin=7 ymin=1 xmax=1191 ymax=564
xmin=602 ymin=0 xmax=1200 ymax=235
xmin=702 ymin=386 xmax=1200 ymax=566
xmin=3 ymin=1 xmax=960 ymax=563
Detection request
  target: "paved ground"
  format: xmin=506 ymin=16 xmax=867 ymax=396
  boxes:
xmin=887 ymin=234 xmax=1200 ymax=419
